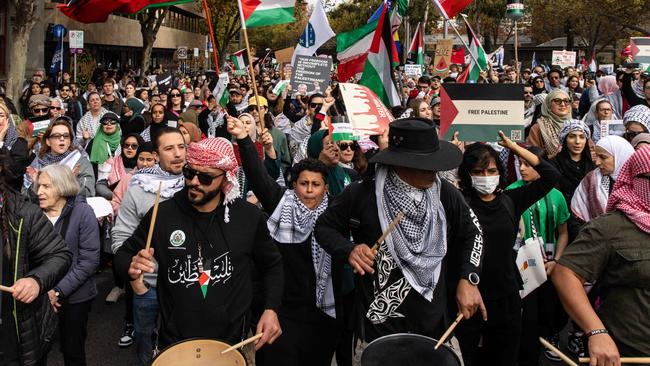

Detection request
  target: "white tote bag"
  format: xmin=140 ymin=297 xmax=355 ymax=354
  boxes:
xmin=516 ymin=213 xmax=548 ymax=298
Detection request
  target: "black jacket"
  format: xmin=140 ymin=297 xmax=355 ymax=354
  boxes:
xmin=0 ymin=189 xmax=71 ymax=365
xmin=114 ymin=189 xmax=284 ymax=348
xmin=314 ymin=177 xmax=483 ymax=342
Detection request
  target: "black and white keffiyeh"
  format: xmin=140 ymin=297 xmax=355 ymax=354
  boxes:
xmin=267 ymin=190 xmax=335 ymax=318
xmin=206 ymin=111 xmax=225 ymax=138
xmin=375 ymin=165 xmax=447 ymax=301
xmin=129 ymin=164 xmax=185 ymax=199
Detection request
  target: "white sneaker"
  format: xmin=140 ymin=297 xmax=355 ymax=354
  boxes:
xmin=105 ymin=286 xmax=124 ymax=303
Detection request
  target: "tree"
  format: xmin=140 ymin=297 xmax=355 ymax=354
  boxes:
xmin=139 ymin=7 xmax=169 ymax=73
xmin=199 ymin=0 xmax=242 ymax=69
xmin=7 ymin=0 xmax=39 ymax=101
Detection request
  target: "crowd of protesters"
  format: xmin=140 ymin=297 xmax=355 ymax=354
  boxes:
xmin=0 ymin=56 xmax=648 ymax=366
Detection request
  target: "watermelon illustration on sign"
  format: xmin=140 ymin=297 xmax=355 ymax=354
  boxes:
xmin=435 ymin=57 xmax=449 ymax=72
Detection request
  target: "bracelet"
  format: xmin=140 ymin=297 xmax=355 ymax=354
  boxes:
xmin=586 ymin=329 xmax=608 ymax=337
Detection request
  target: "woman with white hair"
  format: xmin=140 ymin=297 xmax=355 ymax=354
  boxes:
xmin=36 ymin=164 xmax=100 ymax=366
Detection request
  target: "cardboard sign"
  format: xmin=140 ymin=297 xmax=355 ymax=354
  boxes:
xmin=440 ymin=84 xmax=525 ymax=142
xmin=338 ymin=83 xmax=394 ymax=136
xmin=433 ymin=39 xmax=453 ymax=77
xmin=404 ymin=64 xmax=423 ymax=78
xmin=290 ymin=55 xmax=332 ymax=96
xmin=275 ymin=47 xmax=295 ymax=64
xmin=600 ymin=119 xmax=625 ymax=138
xmin=551 ymin=50 xmax=577 ymax=68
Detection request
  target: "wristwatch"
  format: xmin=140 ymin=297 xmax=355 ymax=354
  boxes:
xmin=464 ymin=272 xmax=480 ymax=286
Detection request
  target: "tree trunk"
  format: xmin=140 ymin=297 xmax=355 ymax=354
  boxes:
xmin=139 ymin=8 xmax=168 ymax=74
xmin=7 ymin=0 xmax=38 ymax=102
xmin=564 ymin=20 xmax=574 ymax=51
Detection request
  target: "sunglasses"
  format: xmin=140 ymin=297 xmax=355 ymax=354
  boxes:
xmin=551 ymin=98 xmax=571 ymax=105
xmin=49 ymin=133 xmax=71 ymax=140
xmin=310 ymin=103 xmax=323 ymax=109
xmin=101 ymin=120 xmax=118 ymax=125
xmin=182 ymin=164 xmax=225 ymax=185
xmin=50 ymin=106 xmax=63 ymax=110
xmin=624 ymin=131 xmax=641 ymax=140
xmin=32 ymin=108 xmax=48 ymax=113
xmin=122 ymin=143 xmax=139 ymax=150
xmin=337 ymin=142 xmax=358 ymax=151
xmin=170 ymin=93 xmax=182 ymax=97
xmin=61 ymin=88 xmax=70 ymax=92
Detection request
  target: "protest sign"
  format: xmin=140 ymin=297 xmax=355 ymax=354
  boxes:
xmin=290 ymin=55 xmax=332 ymax=96
xmin=156 ymin=71 xmax=172 ymax=94
xmin=432 ymin=39 xmax=453 ymax=77
xmin=275 ymin=47 xmax=295 ymax=65
xmin=598 ymin=64 xmax=614 ymax=75
xmin=338 ymin=83 xmax=394 ymax=136
xmin=600 ymin=120 xmax=625 ymax=138
xmin=551 ymin=50 xmax=576 ymax=68
xmin=31 ymin=115 xmax=52 ymax=137
xmin=440 ymin=84 xmax=525 ymax=142
xmin=404 ymin=64 xmax=423 ymax=78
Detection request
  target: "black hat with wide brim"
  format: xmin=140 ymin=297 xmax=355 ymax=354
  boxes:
xmin=369 ymin=118 xmax=462 ymax=172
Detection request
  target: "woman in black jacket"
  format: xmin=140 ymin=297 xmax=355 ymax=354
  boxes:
xmin=36 ymin=164 xmax=100 ymax=365
xmin=228 ymin=116 xmax=340 ymax=366
xmin=454 ymin=132 xmax=560 ymax=366
xmin=0 ymin=149 xmax=72 ymax=366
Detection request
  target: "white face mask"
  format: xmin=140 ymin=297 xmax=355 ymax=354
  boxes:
xmin=471 ymin=175 xmax=500 ymax=195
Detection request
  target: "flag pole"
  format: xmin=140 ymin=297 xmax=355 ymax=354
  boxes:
xmin=237 ymin=0 xmax=266 ymax=134
xmin=430 ymin=1 xmax=483 ymax=72
xmin=202 ymin=0 xmax=220 ymax=69
xmin=459 ymin=13 xmax=485 ymax=73
xmin=514 ymin=20 xmax=520 ymax=83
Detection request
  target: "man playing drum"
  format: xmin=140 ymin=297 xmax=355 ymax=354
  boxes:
xmin=115 ymin=138 xmax=284 ymax=356
xmin=315 ymin=118 xmax=486 ymax=363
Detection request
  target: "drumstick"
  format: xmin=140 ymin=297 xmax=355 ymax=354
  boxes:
xmin=138 ymin=182 xmax=162 ymax=283
xmin=539 ymin=337 xmax=578 ymax=366
xmin=435 ymin=313 xmax=464 ymax=350
xmin=221 ymin=333 xmax=264 ymax=354
xmin=579 ymin=357 xmax=650 ymax=364
xmin=0 ymin=285 xmax=14 ymax=294
xmin=371 ymin=211 xmax=405 ymax=252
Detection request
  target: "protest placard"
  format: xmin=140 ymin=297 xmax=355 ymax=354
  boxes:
xmin=338 ymin=83 xmax=394 ymax=136
xmin=551 ymin=50 xmax=576 ymax=68
xmin=440 ymin=84 xmax=525 ymax=142
xmin=433 ymin=39 xmax=453 ymax=77
xmin=404 ymin=64 xmax=423 ymax=78
xmin=31 ymin=115 xmax=51 ymax=137
xmin=600 ymin=120 xmax=625 ymax=138
xmin=275 ymin=47 xmax=295 ymax=64
xmin=290 ymin=55 xmax=332 ymax=96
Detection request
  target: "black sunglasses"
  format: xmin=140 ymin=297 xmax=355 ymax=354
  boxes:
xmin=32 ymin=108 xmax=48 ymax=113
xmin=310 ymin=103 xmax=323 ymax=109
xmin=182 ymin=164 xmax=225 ymax=185
xmin=101 ymin=120 xmax=118 ymax=125
xmin=337 ymin=142 xmax=358 ymax=151
xmin=122 ymin=143 xmax=139 ymax=150
xmin=170 ymin=93 xmax=182 ymax=97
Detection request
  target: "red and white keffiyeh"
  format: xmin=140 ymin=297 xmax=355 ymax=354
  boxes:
xmin=606 ymin=145 xmax=650 ymax=233
xmin=187 ymin=137 xmax=240 ymax=222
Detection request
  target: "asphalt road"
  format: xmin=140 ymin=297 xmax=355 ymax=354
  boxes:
xmin=46 ymin=268 xmax=573 ymax=366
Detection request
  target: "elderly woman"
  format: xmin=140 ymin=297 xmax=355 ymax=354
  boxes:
xmin=76 ymin=91 xmax=108 ymax=146
xmin=36 ymin=165 xmax=100 ymax=366
xmin=25 ymin=118 xmax=96 ymax=197
xmin=553 ymin=146 xmax=650 ymax=365
xmin=571 ymin=135 xmax=634 ymax=223
xmin=527 ymin=90 xmax=573 ymax=158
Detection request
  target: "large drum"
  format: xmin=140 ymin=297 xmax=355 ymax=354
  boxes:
xmin=152 ymin=339 xmax=247 ymax=366
xmin=361 ymin=333 xmax=462 ymax=366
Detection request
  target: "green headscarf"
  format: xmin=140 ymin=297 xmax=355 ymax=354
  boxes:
xmin=125 ymin=98 xmax=145 ymax=122
xmin=541 ymin=89 xmax=572 ymax=129
xmin=90 ymin=123 xmax=122 ymax=164
xmin=307 ymin=130 xmax=351 ymax=196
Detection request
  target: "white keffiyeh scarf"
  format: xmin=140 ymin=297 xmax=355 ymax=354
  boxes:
xmin=267 ymin=190 xmax=335 ymax=318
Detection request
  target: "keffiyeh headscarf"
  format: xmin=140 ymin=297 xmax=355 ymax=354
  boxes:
xmin=3 ymin=120 xmax=18 ymax=149
xmin=560 ymin=119 xmax=591 ymax=142
xmin=623 ymin=104 xmax=650 ymax=132
xmin=374 ymin=165 xmax=447 ymax=302
xmin=539 ymin=89 xmax=572 ymax=156
xmin=187 ymin=138 xmax=240 ymax=222
xmin=606 ymin=146 xmax=650 ymax=234
xmin=267 ymin=191 xmax=335 ymax=317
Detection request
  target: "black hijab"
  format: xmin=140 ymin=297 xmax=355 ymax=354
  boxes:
xmin=121 ymin=133 xmax=144 ymax=169
xmin=552 ymin=138 xmax=596 ymax=201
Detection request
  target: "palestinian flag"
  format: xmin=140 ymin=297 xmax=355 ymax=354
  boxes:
xmin=212 ymin=73 xmax=230 ymax=108
xmin=238 ymin=0 xmax=295 ymax=29
xmin=230 ymin=49 xmax=248 ymax=71
xmin=407 ymin=23 xmax=424 ymax=68
xmin=359 ymin=4 xmax=400 ymax=108
xmin=198 ymin=271 xmax=210 ymax=299
xmin=58 ymin=0 xmax=194 ymax=23
xmin=329 ymin=122 xmax=356 ymax=141
xmin=466 ymin=23 xmax=487 ymax=82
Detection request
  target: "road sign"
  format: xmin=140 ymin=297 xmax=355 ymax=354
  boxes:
xmin=440 ymin=84 xmax=525 ymax=142
xmin=193 ymin=48 xmax=199 ymax=57
xmin=69 ymin=30 xmax=84 ymax=53
xmin=177 ymin=47 xmax=188 ymax=60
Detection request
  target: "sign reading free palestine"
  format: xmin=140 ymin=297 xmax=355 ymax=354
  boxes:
xmin=440 ymin=84 xmax=525 ymax=142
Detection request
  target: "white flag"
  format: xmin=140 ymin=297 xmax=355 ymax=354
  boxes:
xmin=291 ymin=0 xmax=335 ymax=65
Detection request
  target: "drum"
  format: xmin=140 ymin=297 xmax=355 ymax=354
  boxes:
xmin=360 ymin=333 xmax=462 ymax=366
xmin=152 ymin=339 xmax=247 ymax=366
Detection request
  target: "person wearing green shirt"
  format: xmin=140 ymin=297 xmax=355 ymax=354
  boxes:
xmin=506 ymin=146 xmax=570 ymax=366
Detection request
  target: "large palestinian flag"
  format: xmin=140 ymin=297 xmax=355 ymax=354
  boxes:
xmin=238 ymin=0 xmax=295 ymax=29
xmin=58 ymin=0 xmax=194 ymax=23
